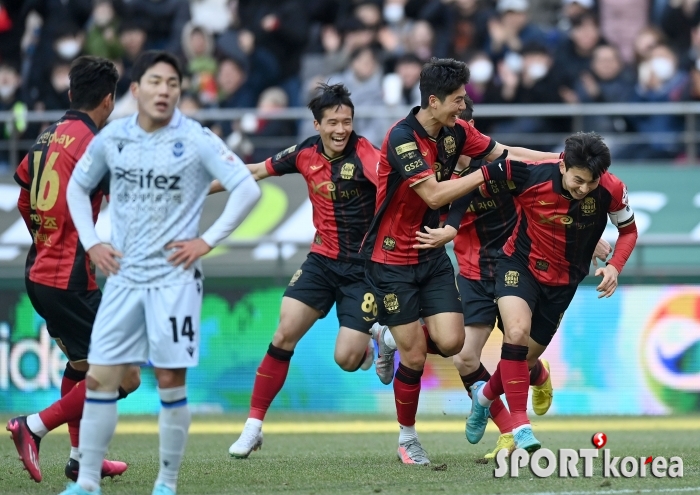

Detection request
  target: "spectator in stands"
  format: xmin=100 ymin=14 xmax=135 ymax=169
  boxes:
xmin=247 ymin=86 xmax=297 ymax=162
xmin=386 ymin=53 xmax=422 ymax=106
xmin=405 ymin=20 xmax=435 ymax=61
xmin=190 ymin=0 xmax=232 ymax=35
xmin=0 ymin=61 xmax=25 ymax=172
xmin=180 ymin=23 xmax=218 ymax=105
xmin=555 ymin=12 xmax=603 ymax=96
xmin=466 ymin=52 xmax=500 ymax=103
xmin=599 ymin=0 xmax=649 ymax=63
xmin=633 ymin=26 xmax=667 ymax=64
xmin=557 ymin=0 xmax=595 ymax=32
xmin=117 ymin=19 xmax=147 ymax=91
xmin=53 ymin=24 xmax=85 ymax=62
xmin=0 ymin=1 xmax=27 ymax=66
xmin=84 ymin=0 xmax=123 ymax=60
xmin=40 ymin=62 xmax=71 ymax=110
xmin=178 ymin=92 xmax=202 ymax=116
xmin=486 ymin=0 xmax=548 ymax=61
xmin=437 ymin=0 xmax=491 ymax=61
xmin=216 ymin=55 xmax=257 ymax=136
xmin=660 ymin=0 xmax=700 ymax=55
xmin=113 ymin=0 xmax=190 ymax=53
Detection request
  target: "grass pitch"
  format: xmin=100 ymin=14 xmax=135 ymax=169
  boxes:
xmin=1 ymin=414 xmax=699 ymax=495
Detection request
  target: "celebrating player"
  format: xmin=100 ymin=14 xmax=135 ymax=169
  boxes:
xmin=7 ymin=56 xmax=140 ymax=483
xmin=361 ymin=58 xmax=559 ymax=465
xmin=466 ymin=132 xmax=637 ymax=452
xmin=58 ymin=51 xmax=260 ymax=495
xmin=226 ymin=83 xmax=384 ymax=459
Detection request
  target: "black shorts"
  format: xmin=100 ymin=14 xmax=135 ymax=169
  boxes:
xmin=494 ymin=256 xmax=577 ymax=346
xmin=25 ymin=279 xmax=101 ymax=362
xmin=365 ymin=253 xmax=462 ymax=327
xmin=457 ymin=275 xmax=499 ymax=327
xmin=284 ymin=253 xmax=375 ymax=333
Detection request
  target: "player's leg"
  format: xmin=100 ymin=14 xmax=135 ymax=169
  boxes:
xmin=527 ymin=339 xmax=552 ymax=415
xmin=333 ymin=277 xmax=376 ymax=372
xmin=334 ymin=328 xmax=373 ymax=371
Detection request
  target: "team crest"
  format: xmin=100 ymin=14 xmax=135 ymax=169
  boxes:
xmin=581 ymin=197 xmax=596 ymax=215
xmin=289 ymin=269 xmax=302 ymax=286
xmin=314 ymin=234 xmax=322 ymax=245
xmin=382 ymin=236 xmax=396 ymax=251
xmin=383 ymin=293 xmax=400 ymax=314
xmin=173 ymin=141 xmax=184 ymax=157
xmin=340 ymin=163 xmax=356 ymax=180
xmin=504 ymin=270 xmax=519 ymax=287
xmin=444 ymin=136 xmax=456 ymax=156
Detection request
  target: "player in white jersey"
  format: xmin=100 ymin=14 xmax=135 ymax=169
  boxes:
xmin=59 ymin=51 xmax=261 ymax=495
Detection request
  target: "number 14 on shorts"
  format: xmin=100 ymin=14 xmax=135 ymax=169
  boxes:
xmin=169 ymin=316 xmax=195 ymax=343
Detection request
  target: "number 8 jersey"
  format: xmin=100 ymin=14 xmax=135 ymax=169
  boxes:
xmin=14 ymin=110 xmax=106 ymax=290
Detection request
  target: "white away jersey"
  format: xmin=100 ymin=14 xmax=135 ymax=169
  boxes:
xmin=72 ymin=109 xmax=250 ymax=287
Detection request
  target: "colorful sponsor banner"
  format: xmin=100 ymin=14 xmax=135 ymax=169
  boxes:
xmin=0 ymin=285 xmax=698 ymax=415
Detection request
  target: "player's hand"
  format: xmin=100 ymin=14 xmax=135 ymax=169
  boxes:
xmin=481 ymin=151 xmax=529 ymax=184
xmin=413 ymin=225 xmax=458 ymax=250
xmin=592 ymin=237 xmax=612 ymax=267
xmin=166 ymin=238 xmax=212 ymax=269
xmin=595 ymin=264 xmax=619 ymax=298
xmin=88 ymin=243 xmax=122 ymax=276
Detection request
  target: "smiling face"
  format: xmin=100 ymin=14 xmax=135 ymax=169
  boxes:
xmin=430 ymin=86 xmax=467 ymax=127
xmin=132 ymin=61 xmax=181 ymax=130
xmin=559 ymin=162 xmax=600 ymax=200
xmin=314 ymin=104 xmax=353 ymax=158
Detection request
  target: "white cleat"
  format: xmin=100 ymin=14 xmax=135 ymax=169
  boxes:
xmin=361 ymin=340 xmax=374 ymax=371
xmin=370 ymin=324 xmax=395 ymax=385
xmin=229 ymin=426 xmax=263 ymax=459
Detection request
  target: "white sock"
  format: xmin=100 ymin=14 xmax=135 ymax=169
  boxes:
xmin=477 ymin=386 xmax=494 ymax=407
xmin=77 ymin=389 xmax=119 ymax=492
xmin=245 ymin=418 xmax=263 ymax=430
xmin=398 ymin=424 xmax=417 ymax=444
xmin=156 ymin=386 xmax=191 ymax=492
xmin=383 ymin=329 xmax=396 ymax=350
xmin=26 ymin=414 xmax=48 ymax=438
xmin=70 ymin=447 xmax=80 ymax=461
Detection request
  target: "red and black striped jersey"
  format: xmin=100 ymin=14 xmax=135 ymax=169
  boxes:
xmin=494 ymin=160 xmax=633 ymax=286
xmin=362 ymin=107 xmax=495 ymax=265
xmin=446 ymin=161 xmax=518 ymax=281
xmin=14 ymin=111 xmax=105 ymax=291
xmin=265 ymin=132 xmax=379 ymax=264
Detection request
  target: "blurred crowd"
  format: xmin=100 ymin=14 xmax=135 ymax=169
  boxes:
xmin=2 ymin=0 xmax=700 ymax=168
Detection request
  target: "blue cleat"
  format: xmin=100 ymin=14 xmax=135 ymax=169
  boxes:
xmin=514 ymin=425 xmax=541 ymax=453
xmin=58 ymin=482 xmax=101 ymax=495
xmin=152 ymin=483 xmax=176 ymax=495
xmin=466 ymin=381 xmax=490 ymax=444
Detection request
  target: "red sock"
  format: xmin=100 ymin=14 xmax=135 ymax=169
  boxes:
xmin=61 ymin=365 xmax=85 ymax=448
xmin=38 ymin=380 xmax=86 ymax=432
xmin=393 ymin=363 xmax=423 ymax=426
xmin=483 ymin=363 xmax=504 ymax=400
xmin=249 ymin=344 xmax=294 ymax=421
xmin=489 ymin=398 xmax=514 ymax=434
xmin=529 ymin=359 xmax=549 ymax=386
xmin=500 ymin=344 xmax=530 ymax=429
xmin=421 ymin=324 xmax=446 ymax=356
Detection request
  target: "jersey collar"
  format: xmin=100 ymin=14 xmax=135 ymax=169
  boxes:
xmin=406 ymin=106 xmax=446 ymax=142
xmin=551 ymin=166 xmax=575 ymax=200
xmin=64 ymin=110 xmax=98 ymax=134
xmin=316 ymin=131 xmax=359 ymax=162
xmin=128 ymin=108 xmax=184 ymax=135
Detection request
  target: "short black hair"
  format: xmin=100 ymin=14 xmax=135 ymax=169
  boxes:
xmin=69 ymin=56 xmax=119 ymax=111
xmin=460 ymin=94 xmax=475 ymax=121
xmin=419 ymin=57 xmax=469 ymax=108
xmin=563 ymin=132 xmax=611 ymax=179
xmin=308 ymin=83 xmax=354 ymax=123
xmin=131 ymin=50 xmax=183 ymax=85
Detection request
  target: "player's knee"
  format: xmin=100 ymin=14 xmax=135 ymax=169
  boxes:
xmin=271 ymin=320 xmax=304 ymax=350
xmin=453 ymin=350 xmax=479 ymax=374
xmin=155 ymin=368 xmax=186 ymax=389
xmin=399 ymin=350 xmax=426 ymax=370
xmin=121 ymin=366 xmax=141 ymax=394
xmin=334 ymin=350 xmax=361 ymax=371
xmin=504 ymin=325 xmax=530 ymax=345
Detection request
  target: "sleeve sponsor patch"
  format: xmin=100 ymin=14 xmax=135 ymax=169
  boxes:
xmin=395 ymin=142 xmax=417 ymax=155
xmin=274 ymin=145 xmax=297 ymax=161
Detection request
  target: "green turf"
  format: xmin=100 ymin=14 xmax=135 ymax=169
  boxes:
xmin=1 ymin=415 xmax=698 ymax=495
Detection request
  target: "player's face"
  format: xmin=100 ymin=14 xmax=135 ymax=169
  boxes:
xmin=432 ymin=87 xmax=467 ymax=127
xmin=133 ymin=61 xmax=181 ymax=126
xmin=314 ymin=105 xmax=353 ymax=157
xmin=560 ymin=162 xmax=600 ymax=200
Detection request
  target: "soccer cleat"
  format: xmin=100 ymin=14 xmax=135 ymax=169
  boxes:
xmin=532 ymin=359 xmax=553 ymax=415
xmin=65 ymin=458 xmax=129 ymax=482
xmin=57 ymin=482 xmax=101 ymax=495
xmin=6 ymin=415 xmax=42 ymax=482
xmin=229 ymin=426 xmax=263 ymax=458
xmin=484 ymin=433 xmax=515 ymax=460
xmin=371 ymin=324 xmax=396 ymax=385
xmin=360 ymin=340 xmax=374 ymax=371
xmin=466 ymin=381 xmax=490 ymax=444
xmin=514 ymin=425 xmax=541 ymax=453
xmin=152 ymin=483 xmax=176 ymax=495
xmin=397 ymin=439 xmax=430 ymax=465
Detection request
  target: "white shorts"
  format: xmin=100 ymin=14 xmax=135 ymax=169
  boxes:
xmin=88 ymin=279 xmax=203 ymax=368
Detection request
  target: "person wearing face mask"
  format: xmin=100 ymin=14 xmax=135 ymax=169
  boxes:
xmin=85 ymin=0 xmax=124 ymax=60
xmin=54 ymin=26 xmax=85 ymax=62
xmin=0 ymin=61 xmax=27 ymax=172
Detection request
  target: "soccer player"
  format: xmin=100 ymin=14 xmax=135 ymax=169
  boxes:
xmin=226 ymin=83 xmax=383 ymax=459
xmin=466 ymin=132 xmax=637 ymax=452
xmin=58 ymin=50 xmax=261 ymax=495
xmin=361 ymin=58 xmax=559 ymax=465
xmin=6 ymin=56 xmax=141 ymax=483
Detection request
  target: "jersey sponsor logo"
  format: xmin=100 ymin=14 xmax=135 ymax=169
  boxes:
xmin=310 ymin=180 xmax=336 ymax=200
xmin=535 ymin=260 xmax=550 ymax=271
xmin=340 ymin=162 xmax=356 ymax=180
xmin=404 ymin=160 xmax=423 ymax=173
xmin=538 ymin=213 xmax=573 ymax=226
xmin=421 ymin=149 xmax=428 ymax=157
xmin=581 ymin=197 xmax=596 ymax=215
xmin=289 ymin=269 xmax=302 ymax=286
xmin=400 ymin=150 xmax=418 ymax=160
xmin=443 ymin=136 xmax=456 ymax=156
xmin=173 ymin=141 xmax=184 ymax=157
xmin=538 ymin=200 xmax=555 ymax=205
xmin=504 ymin=270 xmax=519 ymax=287
xmin=382 ymin=236 xmax=396 ymax=251
xmin=395 ymin=142 xmax=417 ymax=155
xmin=114 ymin=167 xmax=181 ymax=190
xmin=36 ymin=130 xmax=76 ymax=149
xmin=314 ymin=233 xmax=322 ymax=245
xmin=310 ymin=164 xmax=323 ymax=170
xmin=622 ymin=186 xmax=629 ymax=206
xmin=275 ymin=145 xmax=297 ymax=161
xmin=383 ymin=293 xmax=400 ymax=314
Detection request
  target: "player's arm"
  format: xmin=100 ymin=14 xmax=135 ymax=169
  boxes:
xmin=485 ymin=142 xmax=560 ymax=163
xmin=596 ymin=182 xmax=638 ymax=298
xmin=67 ymin=134 xmax=122 ymax=276
xmin=414 ymin=175 xmax=474 ymax=249
xmin=209 ymin=161 xmax=270 ymax=195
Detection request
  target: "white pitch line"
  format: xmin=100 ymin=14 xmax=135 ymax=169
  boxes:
xmin=525 ymin=486 xmax=700 ymax=495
